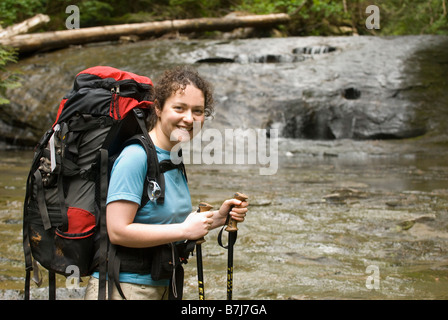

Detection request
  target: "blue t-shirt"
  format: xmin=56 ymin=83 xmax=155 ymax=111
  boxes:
xmin=93 ymin=144 xmax=192 ymax=286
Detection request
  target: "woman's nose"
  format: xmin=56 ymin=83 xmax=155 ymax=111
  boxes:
xmin=183 ymin=109 xmax=193 ymax=123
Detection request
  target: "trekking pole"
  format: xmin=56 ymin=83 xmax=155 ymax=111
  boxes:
xmin=196 ymin=202 xmax=213 ymax=300
xmin=225 ymin=192 xmax=248 ymax=300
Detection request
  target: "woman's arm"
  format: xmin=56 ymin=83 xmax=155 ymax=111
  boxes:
xmin=107 ymin=196 xmax=248 ymax=248
xmin=107 ymin=200 xmax=214 ymax=248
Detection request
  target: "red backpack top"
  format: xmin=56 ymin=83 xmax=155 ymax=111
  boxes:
xmin=53 ymin=66 xmax=154 ymax=126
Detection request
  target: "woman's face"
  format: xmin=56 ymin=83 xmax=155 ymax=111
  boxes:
xmin=155 ymin=84 xmax=205 ymax=149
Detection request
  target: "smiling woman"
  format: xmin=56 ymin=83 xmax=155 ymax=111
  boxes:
xmin=84 ymin=65 xmax=249 ymax=300
xmin=147 ymin=66 xmax=215 ymax=131
xmin=152 ymin=83 xmax=205 ymax=149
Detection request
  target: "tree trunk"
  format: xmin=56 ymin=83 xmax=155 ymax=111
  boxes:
xmin=0 ymin=14 xmax=50 ymax=39
xmin=0 ymin=14 xmax=290 ymax=54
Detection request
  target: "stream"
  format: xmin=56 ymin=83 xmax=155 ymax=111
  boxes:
xmin=1 ymin=137 xmax=448 ymax=299
xmin=1 ymin=35 xmax=448 ymax=299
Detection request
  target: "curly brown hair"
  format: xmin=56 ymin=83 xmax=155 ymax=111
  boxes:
xmin=147 ymin=65 xmax=214 ymax=130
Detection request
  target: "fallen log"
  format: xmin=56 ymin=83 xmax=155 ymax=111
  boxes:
xmin=0 ymin=13 xmax=290 ymax=54
xmin=0 ymin=14 xmax=50 ymax=39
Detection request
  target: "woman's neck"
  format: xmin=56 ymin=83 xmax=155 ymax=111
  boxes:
xmin=149 ymin=127 xmax=175 ymax=151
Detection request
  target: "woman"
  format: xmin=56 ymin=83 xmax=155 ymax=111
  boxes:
xmin=85 ymin=66 xmax=248 ymax=300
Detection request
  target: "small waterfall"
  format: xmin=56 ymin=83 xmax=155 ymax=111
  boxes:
xmin=3 ymin=35 xmax=447 ymax=148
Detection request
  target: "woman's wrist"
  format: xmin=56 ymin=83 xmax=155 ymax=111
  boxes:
xmin=210 ymin=210 xmax=226 ymax=229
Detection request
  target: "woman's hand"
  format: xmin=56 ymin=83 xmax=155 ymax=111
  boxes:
xmin=181 ymin=210 xmax=214 ymax=240
xmin=216 ymin=197 xmax=249 ymax=227
xmin=181 ymin=196 xmax=249 ymax=240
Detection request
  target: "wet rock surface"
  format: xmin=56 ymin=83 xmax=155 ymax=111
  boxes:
xmin=2 ymin=35 xmax=448 ymax=148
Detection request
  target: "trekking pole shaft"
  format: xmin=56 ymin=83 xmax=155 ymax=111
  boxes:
xmin=196 ymin=244 xmax=205 ymax=300
xmin=226 ymin=192 xmax=248 ymax=300
xmin=227 ymin=232 xmax=235 ymax=300
xmin=196 ymin=202 xmax=213 ymax=300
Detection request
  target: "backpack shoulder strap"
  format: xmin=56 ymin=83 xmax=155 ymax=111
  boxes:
xmin=121 ymin=137 xmax=188 ymax=207
xmin=115 ymin=108 xmax=188 ymax=207
xmin=120 ymin=133 xmax=160 ymax=207
xmin=159 ymin=159 xmax=187 ymax=181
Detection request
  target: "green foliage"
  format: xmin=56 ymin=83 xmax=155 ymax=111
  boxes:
xmin=232 ymin=0 xmax=350 ymax=35
xmin=232 ymin=0 xmax=281 ymax=14
xmin=169 ymin=0 xmax=222 ymax=17
xmin=380 ymin=0 xmax=448 ymax=35
xmin=0 ymin=0 xmax=43 ymax=27
xmin=233 ymin=0 xmax=448 ymax=36
xmin=77 ymin=1 xmax=114 ymax=27
xmin=0 ymin=46 xmax=20 ymax=105
xmin=0 ymin=0 xmax=447 ymax=35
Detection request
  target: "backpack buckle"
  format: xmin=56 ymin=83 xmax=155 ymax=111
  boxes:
xmin=147 ymin=180 xmax=161 ymax=202
xmin=134 ymin=108 xmax=144 ymax=119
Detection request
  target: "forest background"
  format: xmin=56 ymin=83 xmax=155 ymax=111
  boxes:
xmin=1 ymin=0 xmax=448 ymax=104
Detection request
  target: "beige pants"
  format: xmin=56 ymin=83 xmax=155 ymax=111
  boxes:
xmin=84 ymin=276 xmax=169 ymax=300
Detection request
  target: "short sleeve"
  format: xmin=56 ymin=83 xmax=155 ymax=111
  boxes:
xmin=106 ymin=144 xmax=148 ymax=205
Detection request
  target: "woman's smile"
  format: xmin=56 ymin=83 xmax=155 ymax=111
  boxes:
xmin=153 ymin=84 xmax=205 ymax=149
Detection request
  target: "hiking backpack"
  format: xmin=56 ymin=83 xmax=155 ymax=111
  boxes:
xmin=22 ymin=66 xmax=185 ymax=300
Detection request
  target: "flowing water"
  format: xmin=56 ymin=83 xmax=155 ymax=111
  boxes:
xmin=1 ymin=35 xmax=448 ymax=299
xmin=1 ymin=137 xmax=447 ymax=300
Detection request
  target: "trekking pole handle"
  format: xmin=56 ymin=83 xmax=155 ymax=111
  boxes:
xmin=196 ymin=202 xmax=213 ymax=244
xmin=225 ymin=192 xmax=248 ymax=232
